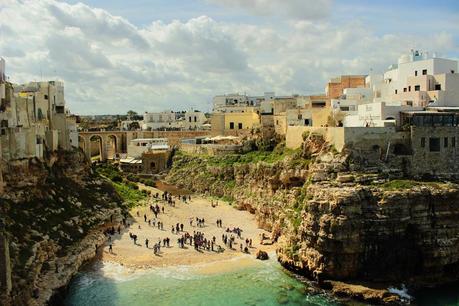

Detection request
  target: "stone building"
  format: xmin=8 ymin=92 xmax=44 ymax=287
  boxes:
xmin=211 ymin=111 xmax=260 ymax=136
xmin=286 ymin=111 xmax=459 ymax=179
xmin=1 ymin=73 xmax=75 ymax=161
xmin=325 ymin=75 xmax=367 ymax=99
xmin=141 ymin=150 xmax=170 ymax=174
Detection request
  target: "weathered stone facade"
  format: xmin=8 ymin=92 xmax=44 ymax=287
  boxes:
xmin=142 ymin=150 xmax=170 ymax=174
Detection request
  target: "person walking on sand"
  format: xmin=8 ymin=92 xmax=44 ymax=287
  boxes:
xmin=145 ymin=239 xmax=149 ymax=248
xmin=109 ymin=243 xmax=113 ymax=253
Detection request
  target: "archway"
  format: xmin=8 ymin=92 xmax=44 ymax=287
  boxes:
xmin=106 ymin=135 xmax=118 ymax=160
xmin=90 ymin=135 xmax=104 ymax=162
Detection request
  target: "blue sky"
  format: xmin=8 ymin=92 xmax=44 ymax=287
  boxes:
xmin=1 ymin=0 xmax=458 ymax=114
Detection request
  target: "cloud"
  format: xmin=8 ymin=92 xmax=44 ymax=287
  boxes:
xmin=206 ymin=0 xmax=332 ymax=20
xmin=0 ymin=0 xmax=457 ymax=115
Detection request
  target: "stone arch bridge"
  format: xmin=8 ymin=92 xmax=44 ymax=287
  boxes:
xmin=78 ymin=130 xmax=210 ymax=162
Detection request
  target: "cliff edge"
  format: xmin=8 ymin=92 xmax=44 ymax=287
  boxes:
xmin=0 ymin=149 xmax=127 ymax=306
xmin=166 ymin=138 xmax=459 ymax=304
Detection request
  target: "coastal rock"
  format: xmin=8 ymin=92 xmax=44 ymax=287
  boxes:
xmin=1 ymin=149 xmax=127 ymax=306
xmin=322 ymin=280 xmax=401 ymax=304
xmin=166 ymin=142 xmax=459 ymax=303
xmin=255 ymin=250 xmax=269 ymax=260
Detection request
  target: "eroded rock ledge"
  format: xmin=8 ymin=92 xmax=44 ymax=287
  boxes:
xmin=0 ymin=149 xmax=127 ymax=306
xmin=166 ymin=141 xmax=459 ymax=304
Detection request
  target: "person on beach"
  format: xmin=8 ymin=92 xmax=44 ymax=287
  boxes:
xmin=145 ymin=239 xmax=149 ymax=248
xmin=109 ymin=243 xmax=113 ymax=253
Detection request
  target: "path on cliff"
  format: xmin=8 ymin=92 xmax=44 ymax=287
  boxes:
xmin=101 ymin=185 xmax=273 ymax=270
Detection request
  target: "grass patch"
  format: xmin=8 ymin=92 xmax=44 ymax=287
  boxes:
xmin=95 ymin=163 xmax=147 ymax=207
xmin=113 ymin=182 xmax=147 ymax=208
xmin=379 ymin=179 xmax=444 ymax=190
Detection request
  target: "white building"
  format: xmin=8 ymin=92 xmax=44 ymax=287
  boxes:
xmin=142 ymin=111 xmax=183 ymax=130
xmin=371 ymin=50 xmax=458 ymax=107
xmin=183 ymin=110 xmax=207 ymax=130
xmin=127 ymin=138 xmax=169 ymax=158
xmin=0 ymin=63 xmax=75 ymax=161
xmin=331 ymin=87 xmax=373 ymax=125
xmin=342 ymin=50 xmax=459 ymax=127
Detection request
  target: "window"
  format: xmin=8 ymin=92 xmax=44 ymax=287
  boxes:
xmin=444 ymin=137 xmax=448 ymax=148
xmin=414 ymin=85 xmax=420 ymax=91
xmin=229 ymin=122 xmax=234 ymax=129
xmin=189 ymin=117 xmax=191 ymax=122
xmin=420 ymin=137 xmax=425 ymax=148
xmin=298 ymin=114 xmax=302 ymax=120
xmin=395 ymin=89 xmax=398 ymax=94
xmin=408 ymin=86 xmax=411 ymax=92
xmin=304 ymin=119 xmax=310 ymax=126
xmin=194 ymin=116 xmax=197 ymax=122
xmin=429 ymin=138 xmax=440 ymax=152
xmin=312 ymin=101 xmax=326 ymax=108
xmin=238 ymin=123 xmax=243 ymax=129
xmin=403 ymin=88 xmax=407 ymax=92
xmin=56 ymin=106 xmax=64 ymax=113
xmin=44 ymin=95 xmax=48 ymax=100
xmin=422 ymin=69 xmax=427 ymax=75
xmin=451 ymin=70 xmax=455 ymax=74
xmin=453 ymin=137 xmax=456 ymax=148
xmin=415 ymin=70 xmax=418 ymax=76
xmin=435 ymin=84 xmax=441 ymax=90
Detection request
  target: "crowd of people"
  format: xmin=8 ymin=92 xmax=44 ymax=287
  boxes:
xmin=103 ymin=190 xmax=256 ymax=258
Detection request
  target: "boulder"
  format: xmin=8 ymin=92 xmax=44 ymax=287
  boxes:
xmin=256 ymin=249 xmax=269 ymax=260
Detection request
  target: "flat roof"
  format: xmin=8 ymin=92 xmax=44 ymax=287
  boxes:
xmin=401 ymin=111 xmax=456 ymax=115
xmin=131 ymin=138 xmax=168 ymax=142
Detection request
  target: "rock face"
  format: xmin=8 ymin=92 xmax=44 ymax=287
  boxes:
xmin=0 ymin=149 xmax=127 ymax=306
xmin=256 ymin=250 xmax=269 ymax=260
xmin=166 ymin=142 xmax=459 ymax=298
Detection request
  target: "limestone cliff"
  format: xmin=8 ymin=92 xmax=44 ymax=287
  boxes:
xmin=166 ymin=141 xmax=459 ymax=302
xmin=0 ymin=149 xmax=127 ymax=306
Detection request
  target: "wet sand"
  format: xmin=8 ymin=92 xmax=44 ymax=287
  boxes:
xmin=101 ymin=186 xmax=274 ymax=272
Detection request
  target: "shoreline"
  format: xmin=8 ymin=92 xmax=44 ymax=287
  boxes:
xmin=98 ymin=187 xmax=275 ymax=271
xmin=46 ymin=184 xmax=275 ymax=305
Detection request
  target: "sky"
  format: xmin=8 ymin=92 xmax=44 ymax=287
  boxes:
xmin=0 ymin=0 xmax=458 ymax=115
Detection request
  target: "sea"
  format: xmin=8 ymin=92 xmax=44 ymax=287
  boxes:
xmin=64 ymin=255 xmax=343 ymax=306
xmin=64 ymin=253 xmax=459 ymax=306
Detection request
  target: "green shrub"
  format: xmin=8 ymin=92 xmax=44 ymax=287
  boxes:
xmin=112 ymin=175 xmax=123 ymax=183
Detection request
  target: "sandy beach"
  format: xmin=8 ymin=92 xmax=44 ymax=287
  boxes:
xmin=101 ymin=186 xmax=274 ymax=271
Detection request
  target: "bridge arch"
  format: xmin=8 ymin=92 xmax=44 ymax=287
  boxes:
xmin=89 ymin=135 xmax=105 ymax=162
xmin=106 ymin=134 xmax=119 ymax=160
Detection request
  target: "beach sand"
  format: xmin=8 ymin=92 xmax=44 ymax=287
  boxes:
xmin=101 ymin=186 xmax=274 ymax=272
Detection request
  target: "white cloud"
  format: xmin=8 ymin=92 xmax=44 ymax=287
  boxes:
xmin=206 ymin=0 xmax=332 ymax=20
xmin=0 ymin=0 xmax=457 ymax=115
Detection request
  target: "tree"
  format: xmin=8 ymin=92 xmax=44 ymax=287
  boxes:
xmin=127 ymin=110 xmax=137 ymax=120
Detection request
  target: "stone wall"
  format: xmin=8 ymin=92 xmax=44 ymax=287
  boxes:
xmin=410 ymin=126 xmax=459 ymax=178
xmin=180 ymin=143 xmax=244 ymax=156
xmin=286 ymin=126 xmax=409 ymax=152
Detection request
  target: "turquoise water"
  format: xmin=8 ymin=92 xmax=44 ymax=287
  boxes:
xmin=64 ymin=257 xmax=341 ymax=306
